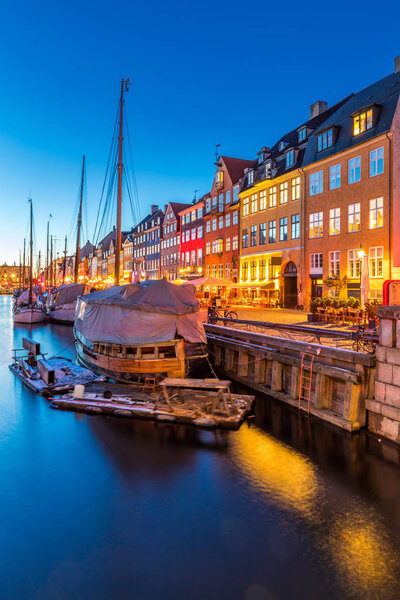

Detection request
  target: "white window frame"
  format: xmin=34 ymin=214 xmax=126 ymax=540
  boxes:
xmin=348 ymin=203 xmax=361 ymax=233
xmin=309 ymin=212 xmax=323 ymax=238
xmin=309 ymin=171 xmax=323 ymax=196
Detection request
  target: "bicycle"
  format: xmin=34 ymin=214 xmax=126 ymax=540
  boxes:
xmin=351 ymin=325 xmax=378 ymax=354
xmin=207 ymin=306 xmax=238 ymax=325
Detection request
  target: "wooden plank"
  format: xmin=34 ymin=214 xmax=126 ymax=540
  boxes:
xmin=160 ymin=377 xmax=231 ymax=390
xmin=22 ymin=337 xmax=41 ymax=356
xmin=37 ymin=359 xmax=55 ymax=385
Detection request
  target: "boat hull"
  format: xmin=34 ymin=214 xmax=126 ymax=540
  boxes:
xmin=74 ymin=331 xmax=210 ymax=382
xmin=13 ymin=308 xmax=47 ymax=324
xmin=48 ymin=306 xmax=75 ymax=324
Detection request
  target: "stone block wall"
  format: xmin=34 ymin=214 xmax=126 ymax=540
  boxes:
xmin=367 ymin=306 xmax=400 ymax=443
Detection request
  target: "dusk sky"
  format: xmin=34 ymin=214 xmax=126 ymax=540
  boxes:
xmin=1 ymin=0 xmax=400 ymax=264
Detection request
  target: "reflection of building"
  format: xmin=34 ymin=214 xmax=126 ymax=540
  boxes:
xmin=204 ymin=156 xmax=254 ymax=283
xmin=160 ymin=202 xmax=191 ymax=281
xmin=0 ymin=262 xmax=19 ymax=288
xmin=179 ymin=200 xmax=204 ymax=279
xmin=239 ymin=99 xmax=345 ymax=307
xmin=303 ymin=63 xmax=400 ymax=304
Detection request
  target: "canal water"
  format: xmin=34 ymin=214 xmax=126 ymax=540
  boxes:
xmin=1 ymin=295 xmax=400 ymax=600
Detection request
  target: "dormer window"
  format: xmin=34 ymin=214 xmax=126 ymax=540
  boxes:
xmin=317 ymin=128 xmax=334 ymax=151
xmin=215 ymin=170 xmax=224 ymax=188
xmin=353 ymin=109 xmax=373 ymax=135
xmin=279 ymin=141 xmax=286 ymax=152
xmin=258 ymin=153 xmax=264 ymax=164
xmin=286 ymin=149 xmax=295 ymax=168
xmin=247 ymin=170 xmax=254 ymax=185
xmin=298 ymin=127 xmax=307 ymax=142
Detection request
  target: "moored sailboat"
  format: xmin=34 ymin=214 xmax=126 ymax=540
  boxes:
xmin=13 ymin=199 xmax=46 ymax=324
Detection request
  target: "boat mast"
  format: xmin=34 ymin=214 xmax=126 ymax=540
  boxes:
xmin=46 ymin=219 xmax=49 ymax=287
xmin=63 ymin=235 xmax=67 ymax=283
xmin=38 ymin=250 xmax=41 ymax=282
xmin=28 ymin=199 xmax=33 ymax=305
xmin=19 ymin=249 xmax=22 ymax=288
xmin=22 ymin=238 xmax=26 ymax=288
xmin=74 ymin=155 xmax=85 ymax=284
xmin=50 ymin=236 xmax=53 ymax=287
xmin=115 ymin=77 xmax=130 ymax=285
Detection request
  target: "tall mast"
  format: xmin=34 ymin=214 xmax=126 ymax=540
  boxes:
xmin=38 ymin=250 xmax=41 ymax=281
xmin=115 ymin=77 xmax=130 ymax=285
xmin=63 ymin=235 xmax=67 ymax=283
xmin=22 ymin=238 xmax=26 ymax=288
xmin=75 ymin=155 xmax=85 ymax=284
xmin=28 ymin=199 xmax=33 ymax=305
xmin=19 ymin=249 xmax=22 ymax=288
xmin=46 ymin=219 xmax=49 ymax=286
xmin=50 ymin=236 xmax=53 ymax=288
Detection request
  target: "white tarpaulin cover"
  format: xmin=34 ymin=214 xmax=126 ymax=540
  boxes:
xmin=16 ymin=289 xmax=37 ymax=306
xmin=75 ymin=279 xmax=206 ymax=344
xmin=48 ymin=283 xmax=92 ymax=308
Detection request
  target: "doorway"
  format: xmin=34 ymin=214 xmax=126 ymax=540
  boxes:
xmin=283 ymin=261 xmax=298 ymax=307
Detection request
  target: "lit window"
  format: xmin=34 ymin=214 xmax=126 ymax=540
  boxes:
xmin=218 ymin=264 xmax=223 ymax=278
xmin=269 ymin=220 xmax=276 ymax=243
xmin=250 ymin=260 xmax=257 ymax=280
xmin=259 ymin=259 xmax=266 ymax=279
xmin=241 ymin=262 xmax=248 ymax=281
xmin=286 ymin=149 xmax=295 ymax=168
xmin=348 ymin=157 xmax=361 ymax=184
xmin=191 ymin=210 xmax=196 ymax=222
xmin=280 ymin=182 xmax=288 ymax=204
xmin=233 ymin=211 xmax=238 ymax=225
xmin=369 ymin=246 xmax=383 ymax=277
xmin=309 ymin=212 xmax=323 ymax=238
xmin=259 ymin=222 xmax=266 ymax=244
xmin=370 ymin=147 xmax=384 ymax=177
xmin=309 ymin=171 xmax=323 ymax=195
xmin=317 ymin=129 xmax=333 ymax=151
xmin=329 ymin=164 xmax=341 ymax=189
xmin=369 ymin=197 xmax=383 ymax=229
xmin=353 ymin=110 xmax=373 ymax=136
xmin=226 ymin=237 xmax=231 ymax=252
xmin=232 ymin=235 xmax=238 ymax=250
xmin=242 ymin=228 xmax=248 ymax=249
xmin=225 ymin=213 xmax=231 ymax=228
xmin=247 ymin=170 xmax=254 ymax=185
xmin=291 ymin=177 xmax=300 ymax=200
xmin=310 ymin=253 xmax=323 ymax=269
xmin=250 ymin=225 xmax=257 ymax=246
xmin=329 ymin=208 xmax=340 ymax=235
xmin=212 ymin=265 xmax=217 ymax=277
xmin=348 ymin=203 xmax=361 ymax=232
xmin=269 ymin=186 xmax=277 ymax=208
xmin=259 ymin=190 xmax=267 ymax=210
xmin=279 ymin=217 xmax=288 ymax=241
xmin=251 ymin=193 xmax=258 ymax=213
xmin=329 ymin=251 xmax=340 ymax=277
xmin=291 ymin=214 xmax=300 ymax=239
xmin=348 ymin=250 xmax=360 ymax=278
xmin=225 ymin=263 xmax=230 ymax=279
xmin=206 ymin=266 xmax=210 ymax=277
xmin=243 ymin=197 xmax=249 ymax=217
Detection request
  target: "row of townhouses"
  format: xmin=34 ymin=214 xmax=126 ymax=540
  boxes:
xmin=61 ymin=58 xmax=400 ymax=308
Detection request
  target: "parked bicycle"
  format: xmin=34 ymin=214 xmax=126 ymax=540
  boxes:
xmin=207 ymin=306 xmax=238 ymax=325
xmin=351 ymin=325 xmax=378 ymax=354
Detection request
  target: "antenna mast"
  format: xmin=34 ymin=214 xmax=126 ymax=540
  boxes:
xmin=115 ymin=76 xmax=130 ymax=285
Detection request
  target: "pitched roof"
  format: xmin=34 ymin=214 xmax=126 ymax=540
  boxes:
xmin=221 ymin=156 xmax=257 ymax=184
xmin=167 ymin=202 xmax=192 ymax=220
xmin=303 ymin=70 xmax=400 ymax=166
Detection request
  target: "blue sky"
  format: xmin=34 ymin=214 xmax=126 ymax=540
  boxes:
xmin=1 ymin=0 xmax=400 ymax=264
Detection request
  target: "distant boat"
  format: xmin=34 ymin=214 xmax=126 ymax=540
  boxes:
xmin=13 ymin=199 xmax=46 ymax=324
xmin=47 ymin=282 xmax=92 ymax=324
xmin=74 ymin=279 xmax=209 ymax=381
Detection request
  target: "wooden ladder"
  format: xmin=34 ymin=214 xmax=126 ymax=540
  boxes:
xmin=298 ymin=352 xmax=315 ymax=413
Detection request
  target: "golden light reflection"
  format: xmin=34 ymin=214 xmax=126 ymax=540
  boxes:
xmin=230 ymin=426 xmax=318 ymax=518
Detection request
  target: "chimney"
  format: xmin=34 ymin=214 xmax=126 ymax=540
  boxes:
xmin=151 ymin=204 xmax=158 ymax=215
xmin=395 ymin=56 xmax=400 ymax=73
xmin=310 ymin=100 xmax=328 ymax=119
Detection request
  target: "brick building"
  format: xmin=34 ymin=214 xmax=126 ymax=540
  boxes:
xmin=204 ymin=156 xmax=254 ymax=287
xmin=131 ymin=205 xmax=164 ymax=282
xmin=179 ymin=200 xmax=204 ymax=279
xmin=160 ymin=202 xmax=191 ymax=281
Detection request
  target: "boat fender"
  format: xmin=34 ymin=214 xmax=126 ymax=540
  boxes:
xmin=157 ymin=414 xmax=176 ymax=422
xmin=103 ymin=390 xmax=113 ymax=399
xmin=114 ymin=409 xmax=132 ymax=417
xmin=193 ymin=418 xmax=217 ymax=428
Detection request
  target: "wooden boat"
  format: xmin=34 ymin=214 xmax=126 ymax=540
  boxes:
xmin=74 ymin=279 xmax=210 ymax=382
xmin=9 ymin=336 xmax=101 ymax=394
xmin=47 ymin=283 xmax=92 ymax=324
xmin=13 ymin=199 xmax=46 ymax=324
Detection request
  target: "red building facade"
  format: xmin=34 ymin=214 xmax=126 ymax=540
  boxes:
xmin=179 ymin=200 xmax=204 ymax=279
